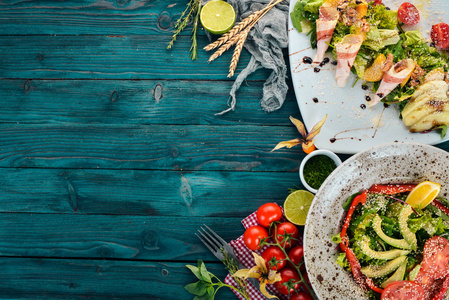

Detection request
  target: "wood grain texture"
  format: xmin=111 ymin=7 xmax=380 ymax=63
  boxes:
xmin=0 ymin=213 xmax=243 ymax=261
xmin=0 ymin=258 xmax=235 ymax=299
xmin=0 ymin=168 xmax=299 ymax=216
xmin=0 ymin=35 xmax=273 ymax=80
xmin=0 ymin=124 xmax=303 ymax=171
xmin=0 ymin=0 xmax=189 ymax=36
xmin=0 ymin=79 xmax=300 ymax=125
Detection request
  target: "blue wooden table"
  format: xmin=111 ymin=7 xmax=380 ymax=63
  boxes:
xmin=0 ymin=0 xmax=448 ymax=299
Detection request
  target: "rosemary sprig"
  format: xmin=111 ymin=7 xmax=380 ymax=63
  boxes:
xmin=190 ymin=0 xmax=202 ymax=60
xmin=220 ymin=249 xmax=250 ymax=300
xmin=167 ymin=0 xmax=201 ymax=61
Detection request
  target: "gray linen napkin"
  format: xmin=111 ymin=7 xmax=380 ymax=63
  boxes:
xmin=204 ymin=0 xmax=290 ymax=115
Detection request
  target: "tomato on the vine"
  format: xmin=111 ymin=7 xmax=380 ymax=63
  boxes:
xmin=290 ymin=291 xmax=313 ymax=300
xmin=256 ymin=203 xmax=283 ymax=227
xmin=288 ymin=245 xmax=304 ymax=267
xmin=275 ymin=222 xmax=299 ymax=248
xmin=261 ymin=246 xmax=286 ymax=271
xmin=274 ymin=268 xmax=301 ymax=295
xmin=243 ymin=225 xmax=268 ymax=251
xmin=300 ymin=270 xmax=310 ymax=290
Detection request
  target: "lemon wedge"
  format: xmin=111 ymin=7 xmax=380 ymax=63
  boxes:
xmin=405 ymin=181 xmax=441 ymax=209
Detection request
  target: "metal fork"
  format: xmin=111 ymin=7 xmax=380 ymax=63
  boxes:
xmin=196 ymin=224 xmax=238 ymax=263
xmin=196 ymin=224 xmax=261 ymax=291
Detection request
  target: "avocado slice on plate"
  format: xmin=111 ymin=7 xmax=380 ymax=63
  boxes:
xmin=372 ymin=214 xmax=412 ymax=250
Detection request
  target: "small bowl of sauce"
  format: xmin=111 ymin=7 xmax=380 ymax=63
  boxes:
xmin=299 ymin=149 xmax=342 ymax=194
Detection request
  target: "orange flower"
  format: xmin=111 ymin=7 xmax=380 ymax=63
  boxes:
xmin=233 ymin=252 xmax=281 ymax=299
xmin=272 ymin=115 xmax=327 ymax=153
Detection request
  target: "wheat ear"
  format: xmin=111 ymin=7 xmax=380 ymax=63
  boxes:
xmin=208 ymin=31 xmax=244 ymax=62
xmin=228 ymin=30 xmax=249 ymax=78
xmin=204 ymin=0 xmax=277 ymax=52
xmin=204 ymin=11 xmax=261 ymax=51
xmin=226 ymin=1 xmax=283 ymax=77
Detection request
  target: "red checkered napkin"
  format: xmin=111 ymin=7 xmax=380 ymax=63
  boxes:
xmin=226 ymin=211 xmax=288 ymax=300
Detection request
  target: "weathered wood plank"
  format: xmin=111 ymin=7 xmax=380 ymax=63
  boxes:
xmin=0 ymin=79 xmax=299 ymax=125
xmin=0 ymin=258 xmax=235 ymax=299
xmin=0 ymin=124 xmax=303 ymax=171
xmin=0 ymin=214 xmax=244 ymax=261
xmin=0 ymin=0 xmax=189 ymax=35
xmin=0 ymin=35 xmax=271 ymax=80
xmin=0 ymin=168 xmax=298 ymax=217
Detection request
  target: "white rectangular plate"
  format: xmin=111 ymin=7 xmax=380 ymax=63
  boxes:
xmin=288 ymin=0 xmax=449 ymax=154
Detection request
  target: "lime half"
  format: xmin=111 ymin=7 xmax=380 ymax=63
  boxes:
xmin=200 ymin=0 xmax=236 ymax=35
xmin=284 ymin=190 xmax=315 ymax=226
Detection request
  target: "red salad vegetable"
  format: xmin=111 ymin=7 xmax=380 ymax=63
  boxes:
xmin=340 ymin=191 xmax=368 ymax=251
xmin=368 ymin=184 xmax=416 ymax=195
xmin=397 ymin=2 xmax=420 ymax=25
xmin=431 ymin=23 xmax=449 ymax=49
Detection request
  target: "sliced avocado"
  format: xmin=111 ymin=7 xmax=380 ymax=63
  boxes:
xmin=398 ymin=205 xmax=417 ymax=250
xmin=408 ymin=264 xmax=421 ymax=281
xmin=361 ymin=256 xmax=407 ymax=278
xmin=359 ymin=236 xmax=410 ymax=260
xmin=372 ymin=215 xmax=411 ymax=250
xmin=381 ymin=258 xmax=407 ymax=288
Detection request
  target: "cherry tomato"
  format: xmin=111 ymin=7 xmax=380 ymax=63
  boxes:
xmin=431 ymin=23 xmax=449 ymax=49
xmin=288 ymin=246 xmax=304 ymax=267
xmin=290 ymin=291 xmax=313 ymax=300
xmin=275 ymin=222 xmax=299 ymax=249
xmin=243 ymin=225 xmax=268 ymax=251
xmin=380 ymin=281 xmax=425 ymax=300
xmin=373 ymin=0 xmax=382 ymax=5
xmin=261 ymin=246 xmax=286 ymax=271
xmin=256 ymin=203 xmax=283 ymax=227
xmin=397 ymin=2 xmax=420 ymax=25
xmin=274 ymin=268 xmax=301 ymax=295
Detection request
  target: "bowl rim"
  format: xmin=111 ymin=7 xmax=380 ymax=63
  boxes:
xmin=303 ymin=141 xmax=449 ymax=299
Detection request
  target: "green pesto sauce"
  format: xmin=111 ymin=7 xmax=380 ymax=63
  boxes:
xmin=303 ymin=155 xmax=337 ymax=190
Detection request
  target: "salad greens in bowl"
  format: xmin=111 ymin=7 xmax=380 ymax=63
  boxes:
xmin=303 ymin=142 xmax=449 ymax=300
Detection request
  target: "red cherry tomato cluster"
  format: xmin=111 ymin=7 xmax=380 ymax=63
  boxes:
xmin=243 ymin=203 xmax=313 ymax=299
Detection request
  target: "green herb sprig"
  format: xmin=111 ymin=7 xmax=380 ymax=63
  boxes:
xmin=184 ymin=256 xmax=250 ymax=300
xmin=185 ymin=260 xmax=250 ymax=300
xmin=167 ymin=0 xmax=201 ymax=60
xmin=220 ymin=249 xmax=250 ymax=299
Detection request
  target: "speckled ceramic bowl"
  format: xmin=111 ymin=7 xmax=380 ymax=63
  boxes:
xmin=304 ymin=142 xmax=449 ymax=300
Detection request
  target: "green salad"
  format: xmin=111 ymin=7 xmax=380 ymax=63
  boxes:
xmin=291 ymin=0 xmax=449 ymax=137
xmin=331 ymin=183 xmax=449 ymax=300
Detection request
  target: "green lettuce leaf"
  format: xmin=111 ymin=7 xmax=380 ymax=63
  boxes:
xmin=304 ymin=0 xmax=325 ymax=13
xmin=353 ymin=53 xmax=371 ymax=79
xmin=363 ymin=27 xmax=400 ymax=51
xmin=290 ymin=0 xmax=308 ymax=32
xmin=366 ymin=4 xmax=398 ymax=30
xmin=403 ymin=30 xmax=424 ymax=46
xmin=336 ymin=252 xmax=350 ymax=270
